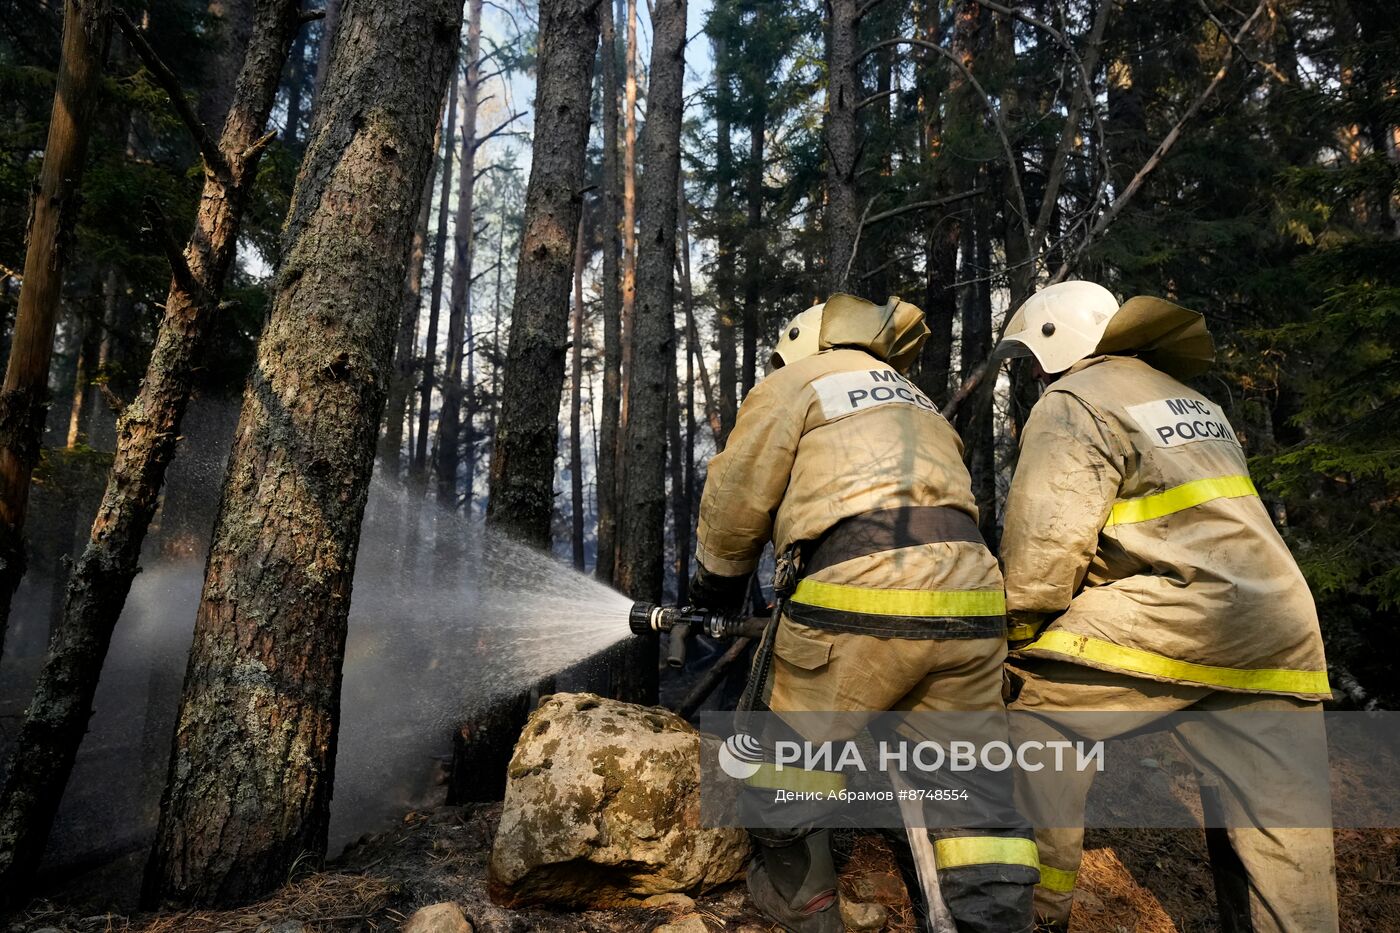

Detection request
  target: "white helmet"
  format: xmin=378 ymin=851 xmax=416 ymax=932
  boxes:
xmin=994 ymin=281 xmax=1120 ymax=375
xmin=770 ymin=303 xmax=824 ymax=370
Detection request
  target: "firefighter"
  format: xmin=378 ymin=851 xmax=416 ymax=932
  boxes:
xmin=688 ymin=293 xmax=1038 ymax=933
xmin=994 ymin=281 xmax=1337 ymax=932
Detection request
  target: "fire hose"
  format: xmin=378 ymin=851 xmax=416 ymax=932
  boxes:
xmin=628 ymin=601 xmax=770 ymax=670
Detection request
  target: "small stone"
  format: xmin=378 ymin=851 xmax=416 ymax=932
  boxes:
xmin=402 ymin=902 xmax=474 ymax=933
xmin=848 ymin=870 xmax=906 ymax=902
xmin=642 ymin=892 xmax=697 ymax=911
xmin=655 ymin=916 xmax=710 ymax=933
xmin=840 ymin=898 xmax=888 ymax=930
xmin=254 ymin=923 xmax=306 ymax=933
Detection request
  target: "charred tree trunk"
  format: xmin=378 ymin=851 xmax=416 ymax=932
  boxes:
xmin=0 ymin=0 xmax=111 ymax=655
xmin=570 ymin=212 xmax=586 ymax=571
xmin=616 ymin=0 xmax=685 ymax=602
xmin=381 ymin=100 xmax=444 ymax=475
xmin=0 ymin=0 xmax=303 ymax=903
xmin=436 ymin=0 xmax=484 ymax=509
xmin=413 ymin=67 xmax=459 ymax=484
xmin=823 ymin=0 xmax=859 ymax=294
xmin=145 ymin=0 xmax=461 ymax=906
xmin=713 ymin=36 xmax=738 ymax=445
xmin=594 ymin=0 xmax=623 ymax=583
xmin=484 ymin=0 xmax=599 ymax=548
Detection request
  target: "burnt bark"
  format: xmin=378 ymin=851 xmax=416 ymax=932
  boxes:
xmin=484 ymin=0 xmax=599 ymax=548
xmin=145 ymin=0 xmax=461 ymax=905
xmin=616 ymin=0 xmax=685 ymax=602
xmin=380 ymin=99 xmax=444 ymax=475
xmin=0 ymin=0 xmax=302 ymax=903
xmin=823 ymin=0 xmax=859 ymax=294
xmin=435 ymin=0 xmax=484 ymax=508
xmin=413 ymin=67 xmax=459 ymax=483
xmin=594 ymin=0 xmax=623 ymax=583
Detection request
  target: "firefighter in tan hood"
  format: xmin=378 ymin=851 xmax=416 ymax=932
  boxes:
xmin=691 ymin=294 xmax=1037 ymax=933
xmin=995 ymin=281 xmax=1336 ymax=931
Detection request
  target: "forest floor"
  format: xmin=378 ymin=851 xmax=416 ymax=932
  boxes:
xmin=9 ymin=803 xmax=1399 ymax=933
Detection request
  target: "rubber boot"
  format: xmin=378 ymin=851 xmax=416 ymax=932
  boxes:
xmin=746 ymin=829 xmax=843 ymax=933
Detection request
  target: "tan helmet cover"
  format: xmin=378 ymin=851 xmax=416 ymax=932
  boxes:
xmin=995 ymin=281 xmax=1120 ymax=374
xmin=770 ymin=303 xmax=825 ymax=369
xmin=770 ymin=294 xmax=930 ymax=373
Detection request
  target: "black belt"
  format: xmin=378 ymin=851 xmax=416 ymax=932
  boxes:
xmin=803 ymin=505 xmax=986 ymax=575
xmin=788 ymin=505 xmax=1003 ymax=640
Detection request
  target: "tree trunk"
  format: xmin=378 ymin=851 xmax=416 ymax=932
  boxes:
xmin=956 ymin=186 xmax=998 ymax=549
xmin=0 ymin=0 xmax=302 ymax=903
xmin=823 ymin=0 xmax=859 ymax=294
xmin=436 ymin=0 xmax=483 ymax=509
xmin=619 ymin=0 xmax=638 ymax=420
xmin=678 ymin=187 xmax=720 ymax=442
xmin=610 ymin=0 xmax=639 ymax=570
xmin=570 ymin=212 xmax=586 ymax=571
xmin=712 ymin=35 xmax=738 ymax=445
xmin=65 ymin=305 xmax=102 ymax=448
xmin=310 ymin=0 xmax=340 ymax=98
xmin=616 ymin=0 xmax=685 ymax=602
xmin=484 ymin=0 xmax=599 ymax=548
xmin=0 ymin=0 xmax=110 ymax=656
xmin=145 ymin=0 xmax=461 ymax=905
xmin=381 ymin=98 xmax=444 ymax=475
xmin=594 ymin=0 xmax=622 ymax=583
xmin=740 ymin=97 xmax=765 ymax=398
xmin=200 ymin=0 xmax=256 ymax=134
xmin=412 ymin=67 xmax=459 ymax=483
xmin=281 ymin=25 xmax=308 ymax=144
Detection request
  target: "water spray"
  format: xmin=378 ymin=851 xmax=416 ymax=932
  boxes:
xmin=628 ymin=602 xmax=769 ymax=669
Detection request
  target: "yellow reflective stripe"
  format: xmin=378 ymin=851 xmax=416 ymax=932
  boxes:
xmin=744 ymin=763 xmax=845 ymax=794
xmin=1024 ymin=630 xmax=1331 ymax=696
xmin=1105 ymin=474 xmax=1257 ymax=527
xmin=1037 ymin=863 xmax=1078 ymax=894
xmin=933 ymin=836 xmax=1039 ymax=870
xmin=1007 ymin=622 xmax=1041 ymax=642
xmin=791 ymin=579 xmax=1006 ymax=617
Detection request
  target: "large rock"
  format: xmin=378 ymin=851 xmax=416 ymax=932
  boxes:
xmin=488 ymin=693 xmax=749 ymax=907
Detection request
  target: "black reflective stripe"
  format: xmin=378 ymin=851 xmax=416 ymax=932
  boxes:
xmin=786 ymin=603 xmax=1007 ymax=639
xmin=804 ymin=505 xmax=986 ymax=577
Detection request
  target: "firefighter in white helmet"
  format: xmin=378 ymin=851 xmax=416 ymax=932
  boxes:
xmin=994 ymin=281 xmax=1336 ymax=931
xmin=689 ymin=294 xmax=1038 ymax=932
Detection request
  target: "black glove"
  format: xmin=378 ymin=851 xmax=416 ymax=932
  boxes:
xmin=688 ymin=565 xmax=751 ymax=614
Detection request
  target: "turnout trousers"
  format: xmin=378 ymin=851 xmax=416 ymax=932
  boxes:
xmin=1007 ymin=660 xmax=1338 ymax=932
xmin=759 ymin=617 xmax=1038 ymax=933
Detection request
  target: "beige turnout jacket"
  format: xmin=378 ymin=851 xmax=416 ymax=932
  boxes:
xmin=1002 ymin=354 xmax=1330 ymax=699
xmin=696 ymin=342 xmax=1006 ymax=639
